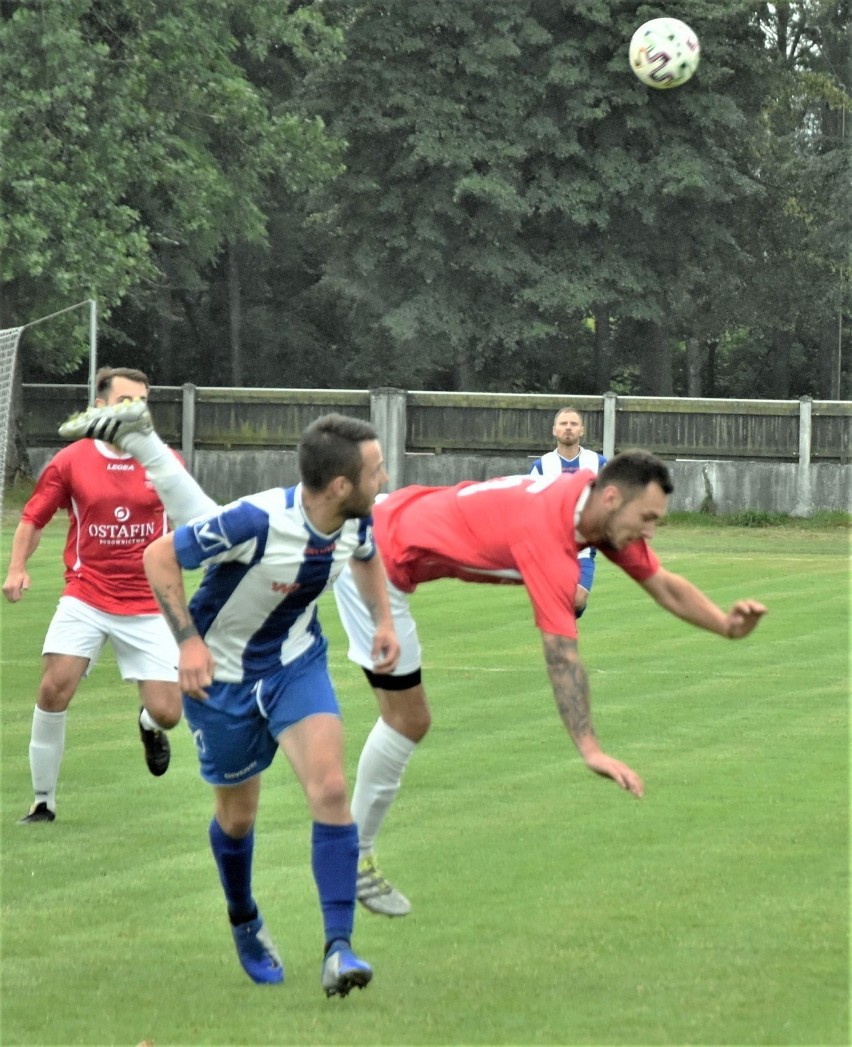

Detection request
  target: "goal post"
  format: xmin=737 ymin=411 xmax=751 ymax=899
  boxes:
xmin=0 ymin=325 xmax=26 ymax=515
xmin=1 ymin=299 xmax=97 ymax=517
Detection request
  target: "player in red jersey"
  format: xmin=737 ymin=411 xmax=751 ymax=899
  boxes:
xmin=333 ymin=452 xmax=767 ymax=916
xmin=3 ymin=368 xmax=183 ymax=824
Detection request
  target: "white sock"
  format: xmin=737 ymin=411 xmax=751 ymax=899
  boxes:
xmin=119 ymin=429 xmax=171 ymax=467
xmin=29 ymin=706 xmax=66 ymax=811
xmin=122 ymin=430 xmax=218 ymax=525
xmin=155 ymin=468 xmax=219 ymax=526
xmin=351 ymin=718 xmax=417 ymax=857
xmin=139 ymin=707 xmax=162 ymax=732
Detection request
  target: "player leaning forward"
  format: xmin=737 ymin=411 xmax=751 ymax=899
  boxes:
xmin=59 ymin=400 xmax=767 ymax=927
xmin=59 ymin=406 xmax=400 ymax=995
xmin=336 ymin=455 xmax=766 ymax=912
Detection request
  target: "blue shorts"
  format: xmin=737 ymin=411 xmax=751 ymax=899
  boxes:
xmin=578 ymin=556 xmax=596 ymax=593
xmin=182 ymin=637 xmax=340 ymax=786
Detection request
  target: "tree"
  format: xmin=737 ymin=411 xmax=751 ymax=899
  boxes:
xmin=302 ymin=1 xmax=774 ymax=392
xmin=0 ymin=0 xmax=343 ymax=381
xmin=744 ymin=1 xmax=851 ymax=398
xmin=0 ymin=0 xmax=153 ymax=369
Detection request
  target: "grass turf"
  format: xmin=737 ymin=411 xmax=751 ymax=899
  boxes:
xmin=0 ymin=518 xmax=848 ymax=1045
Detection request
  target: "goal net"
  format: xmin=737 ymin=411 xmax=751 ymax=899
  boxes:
xmin=1 ymin=299 xmax=96 ymax=521
xmin=0 ymin=325 xmax=25 ymax=518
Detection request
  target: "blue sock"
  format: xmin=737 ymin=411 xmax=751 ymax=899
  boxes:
xmin=312 ymin=821 xmax=358 ymax=949
xmin=209 ymin=818 xmax=256 ymax=925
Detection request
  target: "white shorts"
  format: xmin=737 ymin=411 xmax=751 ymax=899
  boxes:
xmin=333 ymin=563 xmax=422 ymax=676
xmin=42 ymin=596 xmax=179 ymax=683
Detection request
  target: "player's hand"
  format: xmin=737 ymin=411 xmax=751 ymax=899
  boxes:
xmin=178 ymin=635 xmax=216 ymax=700
xmin=584 ymin=751 xmax=645 ymax=798
xmin=2 ymin=570 xmax=30 ymax=603
xmin=725 ymin=599 xmax=767 ymax=639
xmin=370 ymin=624 xmax=401 ymax=674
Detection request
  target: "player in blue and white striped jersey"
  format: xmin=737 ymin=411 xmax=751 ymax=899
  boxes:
xmin=142 ymin=414 xmax=399 ymax=998
xmin=172 ymin=486 xmax=375 ymax=683
xmin=529 ymin=406 xmax=607 ymax=617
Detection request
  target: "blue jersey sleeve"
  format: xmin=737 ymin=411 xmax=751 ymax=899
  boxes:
xmin=174 ymin=501 xmax=270 ymax=570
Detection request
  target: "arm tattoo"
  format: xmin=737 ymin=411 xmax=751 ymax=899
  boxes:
xmin=151 ymin=583 xmax=199 ymax=645
xmin=543 ymin=634 xmax=595 ymax=744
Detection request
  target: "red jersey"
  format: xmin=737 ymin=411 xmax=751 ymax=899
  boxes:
xmin=371 ymin=472 xmax=660 ymax=639
xmin=22 ymin=440 xmax=181 ymax=615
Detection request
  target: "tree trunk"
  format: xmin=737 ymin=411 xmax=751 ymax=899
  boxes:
xmin=593 ymin=306 xmax=612 ymax=392
xmin=642 ymin=323 xmax=673 ymax=395
xmin=705 ymin=339 xmax=718 ymax=397
xmin=158 ymin=285 xmax=175 ymax=385
xmin=686 ymin=336 xmax=702 ymax=397
xmin=657 ymin=327 xmax=673 ymax=395
xmin=228 ymin=240 xmax=243 ymax=386
xmin=820 ymin=308 xmax=842 ymax=400
xmin=769 ymin=333 xmax=791 ymax=397
xmin=453 ymin=345 xmax=476 ymax=390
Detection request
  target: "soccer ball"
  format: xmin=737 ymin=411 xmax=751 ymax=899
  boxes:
xmin=628 ymin=17 xmax=700 ymax=90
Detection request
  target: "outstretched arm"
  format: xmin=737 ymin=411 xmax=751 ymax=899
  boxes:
xmin=640 ymin=567 xmax=767 ymax=638
xmin=348 ymin=555 xmax=401 ymax=674
xmin=3 ymin=520 xmax=42 ymax=602
xmin=143 ymin=535 xmax=215 ymax=699
xmin=541 ymin=631 xmax=644 ymax=798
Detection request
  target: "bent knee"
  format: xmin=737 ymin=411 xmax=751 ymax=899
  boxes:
xmin=306 ymin=772 xmax=350 ymax=819
xmin=141 ymin=685 xmax=183 ymax=729
xmin=38 ymin=663 xmax=85 ymax=709
xmin=217 ymin=812 xmax=256 ymax=838
xmin=399 ymin=706 xmax=431 ymax=742
xmin=37 ymin=686 xmax=76 ymax=711
xmin=156 ymin=708 xmax=182 ymax=730
xmin=378 ymin=685 xmax=431 ymax=742
xmin=382 ymin=705 xmax=430 ymax=743
xmin=145 ymin=708 xmax=182 ymax=730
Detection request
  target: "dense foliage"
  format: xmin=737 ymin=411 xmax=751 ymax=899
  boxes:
xmin=1 ymin=0 xmax=849 ymax=397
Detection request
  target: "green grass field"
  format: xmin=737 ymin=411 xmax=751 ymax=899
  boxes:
xmin=1 ymin=518 xmax=848 ymax=1046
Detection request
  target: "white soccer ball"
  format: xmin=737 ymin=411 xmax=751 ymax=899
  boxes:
xmin=629 ymin=17 xmax=700 ymax=90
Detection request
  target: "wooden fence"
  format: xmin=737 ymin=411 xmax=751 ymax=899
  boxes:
xmin=22 ymin=384 xmax=851 ymax=462
xmin=22 ymin=385 xmax=852 ymax=514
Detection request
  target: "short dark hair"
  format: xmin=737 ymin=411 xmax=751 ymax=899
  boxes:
xmin=596 ymin=450 xmax=674 ymax=496
xmin=298 ymin=413 xmax=378 ymax=490
xmin=96 ymin=367 xmax=150 ymax=397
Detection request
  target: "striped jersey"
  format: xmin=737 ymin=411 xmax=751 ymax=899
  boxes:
xmin=22 ymin=439 xmax=176 ymax=615
xmin=371 ymin=471 xmax=659 ymax=641
xmin=173 ymin=485 xmax=375 ymax=683
xmin=529 ymin=446 xmax=607 ymax=477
